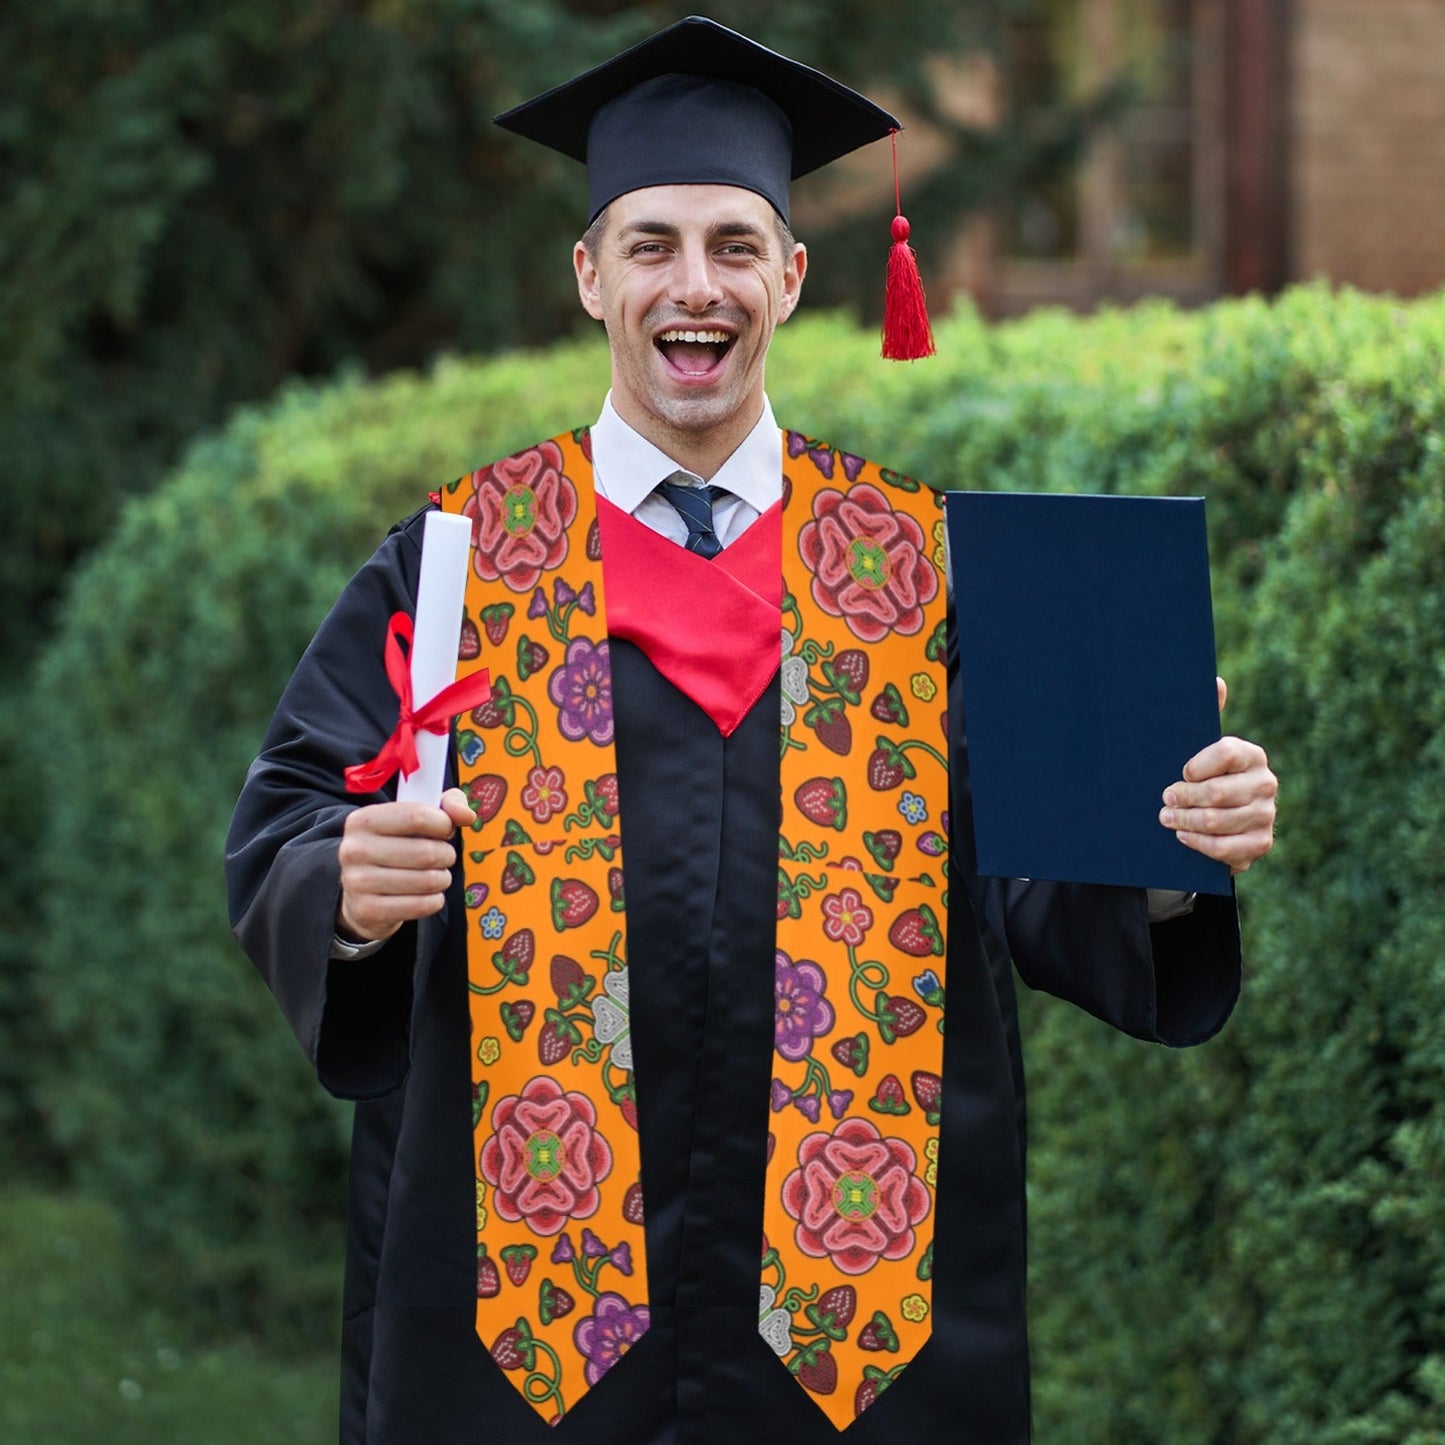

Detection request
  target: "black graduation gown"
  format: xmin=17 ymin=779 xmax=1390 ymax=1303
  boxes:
xmin=226 ymin=505 xmax=1241 ymax=1445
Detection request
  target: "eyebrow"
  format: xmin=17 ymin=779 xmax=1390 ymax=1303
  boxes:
xmin=618 ymin=219 xmax=771 ymax=246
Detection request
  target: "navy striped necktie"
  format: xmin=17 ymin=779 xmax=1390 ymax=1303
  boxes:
xmin=656 ymin=473 xmax=727 ymax=559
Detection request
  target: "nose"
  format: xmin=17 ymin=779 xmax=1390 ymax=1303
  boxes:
xmin=672 ymin=242 xmax=723 ymax=314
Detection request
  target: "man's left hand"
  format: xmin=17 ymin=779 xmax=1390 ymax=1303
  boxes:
xmin=1160 ymin=677 xmax=1278 ymax=874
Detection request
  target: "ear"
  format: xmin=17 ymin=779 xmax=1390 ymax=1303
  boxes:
xmin=777 ymin=242 xmax=807 ymax=324
xmin=575 ymin=240 xmax=605 ymax=321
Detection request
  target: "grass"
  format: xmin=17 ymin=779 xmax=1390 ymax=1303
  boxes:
xmin=0 ymin=1188 xmax=336 ymax=1444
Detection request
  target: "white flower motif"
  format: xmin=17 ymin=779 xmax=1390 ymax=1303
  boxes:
xmin=591 ymin=968 xmax=632 ymax=1071
xmin=757 ymin=1284 xmax=793 ymax=1357
xmin=779 ymin=627 xmax=809 ymax=728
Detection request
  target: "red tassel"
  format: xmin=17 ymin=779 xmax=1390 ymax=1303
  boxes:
xmin=881 ymin=131 xmax=935 ymax=361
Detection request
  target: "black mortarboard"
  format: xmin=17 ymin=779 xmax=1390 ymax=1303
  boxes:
xmin=493 ymin=15 xmax=901 ymax=225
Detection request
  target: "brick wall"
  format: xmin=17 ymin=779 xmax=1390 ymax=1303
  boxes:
xmin=1292 ymin=0 xmax=1445 ymax=296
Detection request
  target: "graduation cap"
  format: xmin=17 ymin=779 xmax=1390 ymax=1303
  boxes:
xmin=495 ymin=15 xmax=935 ymax=358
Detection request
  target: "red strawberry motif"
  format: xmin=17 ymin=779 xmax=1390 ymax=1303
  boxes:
xmin=481 ymin=603 xmax=514 ymax=646
xmin=813 ymin=1285 xmax=857 ymax=1331
xmin=499 ymin=998 xmax=535 ymax=1041
xmin=500 ymin=851 xmax=534 ymax=894
xmin=794 ymin=776 xmax=847 ymax=831
xmin=498 ymin=928 xmax=535 ymax=979
xmin=911 ymin=1070 xmax=943 ymax=1120
xmin=888 ymin=905 xmax=944 ymax=958
xmin=593 ymin=772 xmax=620 ymax=818
xmin=586 ymin=516 xmax=602 ymax=560
xmin=550 ymin=954 xmax=585 ymax=999
xmin=477 ymin=1250 xmax=500 ymax=1299
xmin=855 ymin=1377 xmax=880 ymax=1414
xmin=618 ymin=1094 xmax=639 ymax=1131
xmin=516 ymin=636 xmax=550 ymax=680
xmin=458 ymin=617 xmax=481 ymax=661
xmin=537 ymin=1020 xmax=572 ymax=1066
xmin=551 ymin=878 xmax=599 ymax=930
xmin=490 ymin=1326 xmax=528 ymax=1371
xmin=538 ymin=1278 xmax=576 ymax=1325
xmin=863 ymin=828 xmax=902 ymax=868
xmin=869 ymin=1073 xmax=909 ymax=1115
xmin=883 ymin=996 xmax=927 ymax=1038
xmin=500 ymin=1243 xmax=537 ymax=1288
xmin=467 ymin=774 xmax=507 ymax=824
xmin=831 ymin=1032 xmax=870 ymax=1076
xmin=622 ymin=1180 xmax=646 ymax=1226
xmin=829 ymin=648 xmax=870 ymax=695
xmin=870 ymin=684 xmax=909 ymax=726
xmin=607 ymin=867 xmax=625 ymax=910
xmin=857 ymin=1312 xmax=901 ymax=1352
xmin=866 ymin=746 xmax=907 ymax=791
xmin=813 ymin=712 xmax=853 ymax=756
xmin=797 ymin=1351 xmax=838 ymax=1395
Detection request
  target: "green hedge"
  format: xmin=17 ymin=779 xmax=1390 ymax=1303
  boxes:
xmin=28 ymin=287 xmax=1445 ymax=1442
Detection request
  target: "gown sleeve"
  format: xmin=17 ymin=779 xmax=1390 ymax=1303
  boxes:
xmin=225 ymin=508 xmax=437 ymax=1098
xmin=945 ymin=602 xmax=1242 ymax=1048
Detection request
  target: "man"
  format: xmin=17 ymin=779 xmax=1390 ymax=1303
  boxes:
xmin=226 ymin=17 xmax=1277 ymax=1444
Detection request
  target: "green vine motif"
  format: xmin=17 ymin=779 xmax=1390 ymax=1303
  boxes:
xmin=846 ymin=945 xmax=891 ymax=1022
xmin=467 ymin=929 xmax=536 ymax=998
xmin=491 ymin=1319 xmax=565 ymax=1420
xmin=562 ymin=776 xmax=618 ymax=834
xmin=500 ymin=694 xmax=544 ymax=772
xmin=553 ymin=1226 xmax=638 ymax=1300
xmin=778 ymin=1281 xmax=819 ymax=1317
xmin=779 ymin=837 xmax=830 ymax=864
xmin=529 ymin=579 xmax=597 ymax=648
xmin=562 ymin=835 xmax=619 ymax=865
xmin=589 ymin=932 xmax=626 ymax=974
xmin=777 ymin=1056 xmax=848 ymax=1119
xmin=760 ymin=1245 xmax=786 ymax=1298
xmin=777 ymin=866 xmax=829 ymax=920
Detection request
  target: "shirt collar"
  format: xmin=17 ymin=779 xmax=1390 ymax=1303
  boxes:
xmin=590 ymin=392 xmax=782 ymax=515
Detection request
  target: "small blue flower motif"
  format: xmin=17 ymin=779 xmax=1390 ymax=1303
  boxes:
xmin=912 ymin=969 xmax=945 ymax=1007
xmin=458 ymin=730 xmax=485 ymax=765
xmin=898 ymin=791 xmax=928 ymax=825
xmin=479 ymin=906 xmax=506 ymax=940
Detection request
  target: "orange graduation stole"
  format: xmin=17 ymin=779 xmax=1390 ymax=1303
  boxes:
xmin=442 ymin=428 xmax=949 ymax=1430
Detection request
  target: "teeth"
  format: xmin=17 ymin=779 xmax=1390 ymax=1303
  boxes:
xmin=657 ymin=329 xmax=730 ymax=344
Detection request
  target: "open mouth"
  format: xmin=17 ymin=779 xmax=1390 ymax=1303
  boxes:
xmin=655 ymin=328 xmax=734 ymax=377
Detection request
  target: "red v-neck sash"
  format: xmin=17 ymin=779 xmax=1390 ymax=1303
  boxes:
xmin=596 ymin=495 xmax=782 ymax=736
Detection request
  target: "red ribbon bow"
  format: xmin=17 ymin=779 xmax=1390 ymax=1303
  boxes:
xmin=344 ymin=611 xmax=492 ymax=794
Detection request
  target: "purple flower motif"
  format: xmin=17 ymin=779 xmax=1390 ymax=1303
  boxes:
xmin=574 ymin=1292 xmax=651 ymax=1386
xmin=608 ymin=1241 xmax=634 ymax=1276
xmin=551 ymin=1233 xmax=576 ymax=1265
xmin=794 ymin=1093 xmax=822 ymax=1125
xmin=770 ymin=1078 xmax=793 ymax=1113
xmin=580 ymin=1227 xmax=608 ymax=1258
xmin=828 ymin=1089 xmax=855 ymax=1120
xmin=774 ymin=950 xmax=835 ymax=1062
xmin=548 ymin=637 xmax=614 ymax=746
xmin=554 ymin=577 xmax=577 ymax=608
xmin=528 ymin=586 xmax=548 ymax=619
xmin=576 ymin=581 xmax=597 ymax=616
xmin=808 ymin=445 xmax=836 ymax=478
xmin=840 ymin=452 xmax=865 ymax=483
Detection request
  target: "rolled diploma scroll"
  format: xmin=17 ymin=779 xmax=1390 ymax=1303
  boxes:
xmin=395 ymin=510 xmax=474 ymax=805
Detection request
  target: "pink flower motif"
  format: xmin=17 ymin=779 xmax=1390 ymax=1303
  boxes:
xmin=479 ymin=1076 xmax=613 ymax=1236
xmin=521 ymin=764 xmax=568 ymax=823
xmin=821 ymin=887 xmax=873 ymax=947
xmin=780 ymin=1116 xmax=931 ymax=1276
xmin=797 ymin=484 xmax=938 ymax=643
xmin=464 ymin=441 xmax=578 ymax=594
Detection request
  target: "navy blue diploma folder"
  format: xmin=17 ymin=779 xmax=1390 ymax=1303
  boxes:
xmin=944 ymin=491 xmax=1231 ymax=896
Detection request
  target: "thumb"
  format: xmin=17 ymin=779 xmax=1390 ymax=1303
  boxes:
xmin=440 ymin=786 xmax=477 ymax=829
xmin=1216 ymin=675 xmax=1228 ymax=714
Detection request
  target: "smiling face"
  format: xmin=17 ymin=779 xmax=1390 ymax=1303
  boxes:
xmin=574 ymin=184 xmax=806 ymax=478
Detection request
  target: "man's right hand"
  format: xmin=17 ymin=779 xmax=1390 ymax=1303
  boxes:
xmin=336 ymin=787 xmax=476 ymax=943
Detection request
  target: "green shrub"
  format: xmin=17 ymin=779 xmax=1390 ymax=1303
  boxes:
xmin=28 ymin=286 xmax=1445 ymax=1445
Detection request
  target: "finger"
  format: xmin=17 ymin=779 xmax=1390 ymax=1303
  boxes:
xmin=1176 ymin=825 xmax=1274 ymax=874
xmin=440 ymin=787 xmax=478 ymax=828
xmin=1180 ymin=735 xmax=1268 ymax=785
xmin=338 ymin=831 xmax=457 ymax=874
xmin=1217 ymin=675 xmax=1228 ymax=713
xmin=338 ymin=889 xmax=447 ymax=942
xmin=1160 ymin=795 xmax=1276 ymax=837
xmin=344 ymin=800 xmax=461 ymax=841
xmin=341 ymin=861 xmax=456 ymax=897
